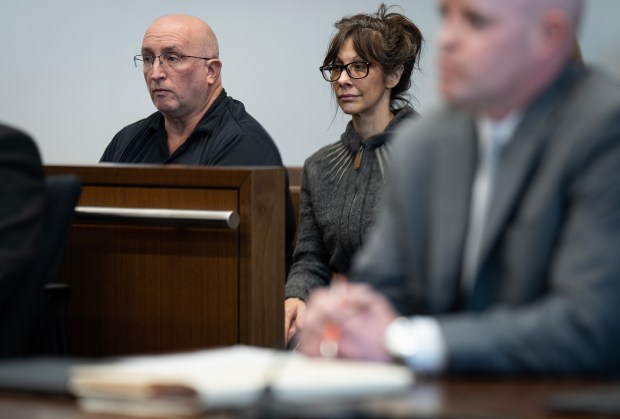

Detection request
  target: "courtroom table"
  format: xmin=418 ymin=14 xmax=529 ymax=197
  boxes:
xmin=0 ymin=378 xmax=616 ymax=418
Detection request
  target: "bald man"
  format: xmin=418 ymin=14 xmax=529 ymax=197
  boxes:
xmin=299 ymin=0 xmax=620 ymax=376
xmin=101 ymin=15 xmax=295 ymax=272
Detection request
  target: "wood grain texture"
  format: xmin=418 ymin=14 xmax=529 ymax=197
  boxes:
xmin=238 ymin=169 xmax=285 ymax=348
xmin=46 ymin=165 xmax=285 ymax=356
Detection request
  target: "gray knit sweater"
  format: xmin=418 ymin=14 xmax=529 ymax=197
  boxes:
xmin=285 ymin=107 xmax=416 ymax=300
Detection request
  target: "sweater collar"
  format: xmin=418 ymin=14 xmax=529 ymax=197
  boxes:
xmin=340 ymin=106 xmax=417 ymax=152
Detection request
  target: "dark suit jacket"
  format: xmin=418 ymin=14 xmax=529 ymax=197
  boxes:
xmin=350 ymin=64 xmax=620 ymax=375
xmin=0 ymin=124 xmax=45 ymax=356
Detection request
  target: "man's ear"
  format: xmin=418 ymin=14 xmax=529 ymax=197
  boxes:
xmin=386 ymin=65 xmax=404 ymax=89
xmin=206 ymin=59 xmax=222 ymax=85
xmin=537 ymin=10 xmax=571 ymax=60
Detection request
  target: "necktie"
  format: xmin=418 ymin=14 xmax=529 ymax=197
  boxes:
xmin=461 ymin=123 xmax=502 ymax=292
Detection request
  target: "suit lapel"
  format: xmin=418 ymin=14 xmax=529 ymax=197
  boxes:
xmin=428 ymin=112 xmax=477 ymax=313
xmin=478 ymin=114 xmax=550 ymax=266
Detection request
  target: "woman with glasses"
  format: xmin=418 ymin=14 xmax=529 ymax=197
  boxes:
xmin=284 ymin=4 xmax=424 ymax=346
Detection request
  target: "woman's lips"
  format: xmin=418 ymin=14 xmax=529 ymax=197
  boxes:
xmin=339 ymin=94 xmax=358 ymax=102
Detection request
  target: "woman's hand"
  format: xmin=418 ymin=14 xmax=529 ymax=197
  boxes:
xmin=284 ymin=298 xmax=307 ymax=346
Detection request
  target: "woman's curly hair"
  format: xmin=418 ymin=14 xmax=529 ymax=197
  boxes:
xmin=324 ymin=4 xmax=424 ymax=111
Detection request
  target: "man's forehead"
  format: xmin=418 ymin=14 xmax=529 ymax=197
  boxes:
xmin=439 ymin=0 xmax=528 ymax=14
xmin=142 ymin=27 xmax=192 ymax=53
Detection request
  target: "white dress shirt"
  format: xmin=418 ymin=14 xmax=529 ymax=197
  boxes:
xmin=389 ymin=112 xmax=522 ymax=374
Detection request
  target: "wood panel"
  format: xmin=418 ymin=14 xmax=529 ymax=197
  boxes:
xmin=286 ymin=166 xmax=302 ymax=236
xmin=46 ymin=165 xmax=285 ymax=356
xmin=286 ymin=166 xmax=302 ymax=187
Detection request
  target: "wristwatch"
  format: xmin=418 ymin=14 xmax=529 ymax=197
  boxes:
xmin=383 ymin=317 xmax=417 ymax=362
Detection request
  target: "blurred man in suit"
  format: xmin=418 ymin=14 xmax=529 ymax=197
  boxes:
xmin=299 ymin=0 xmax=620 ymax=375
xmin=0 ymin=124 xmax=45 ymax=356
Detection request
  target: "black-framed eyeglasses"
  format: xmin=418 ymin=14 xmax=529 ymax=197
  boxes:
xmin=319 ymin=61 xmax=372 ymax=82
xmin=133 ymin=52 xmax=215 ymax=71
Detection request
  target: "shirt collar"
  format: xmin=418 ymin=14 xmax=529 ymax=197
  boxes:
xmin=145 ymin=89 xmax=229 ymax=135
xmin=476 ymin=110 xmax=523 ymax=156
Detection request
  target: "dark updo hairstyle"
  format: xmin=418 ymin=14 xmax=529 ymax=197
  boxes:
xmin=323 ymin=4 xmax=424 ymax=111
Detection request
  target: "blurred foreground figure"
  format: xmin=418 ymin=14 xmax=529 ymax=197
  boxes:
xmin=0 ymin=123 xmax=45 ymax=357
xmin=300 ymin=0 xmax=620 ymax=376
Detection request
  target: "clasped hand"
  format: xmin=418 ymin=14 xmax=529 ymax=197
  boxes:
xmin=297 ymin=282 xmax=399 ymax=362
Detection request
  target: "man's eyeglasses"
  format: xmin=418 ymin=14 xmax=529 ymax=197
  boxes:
xmin=319 ymin=62 xmax=372 ymax=82
xmin=133 ymin=53 xmax=214 ymax=71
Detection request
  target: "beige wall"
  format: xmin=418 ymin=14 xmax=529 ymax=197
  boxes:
xmin=1 ymin=0 xmax=617 ymax=166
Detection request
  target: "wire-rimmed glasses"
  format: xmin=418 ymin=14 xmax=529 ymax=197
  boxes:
xmin=319 ymin=62 xmax=372 ymax=82
xmin=133 ymin=52 xmax=215 ymax=71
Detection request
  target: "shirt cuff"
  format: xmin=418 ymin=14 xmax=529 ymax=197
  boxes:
xmin=387 ymin=316 xmax=447 ymax=374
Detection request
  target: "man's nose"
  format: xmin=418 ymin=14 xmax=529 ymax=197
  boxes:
xmin=438 ymin=19 xmax=460 ymax=50
xmin=149 ymin=57 xmax=167 ymax=78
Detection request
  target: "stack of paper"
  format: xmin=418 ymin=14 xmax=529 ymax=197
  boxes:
xmin=70 ymin=345 xmax=414 ymax=417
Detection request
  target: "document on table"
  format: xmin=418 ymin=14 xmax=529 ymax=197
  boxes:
xmin=69 ymin=345 xmax=414 ymax=417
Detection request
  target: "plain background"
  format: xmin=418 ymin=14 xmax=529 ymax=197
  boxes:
xmin=2 ymin=0 xmax=619 ymax=166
